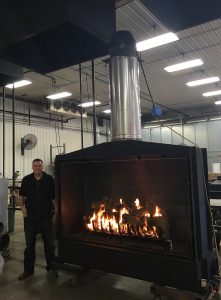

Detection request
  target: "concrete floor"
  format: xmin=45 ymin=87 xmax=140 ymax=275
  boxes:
xmin=0 ymin=211 xmax=218 ymax=300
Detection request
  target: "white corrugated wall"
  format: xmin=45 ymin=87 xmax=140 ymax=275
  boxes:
xmin=0 ymin=99 xmax=109 ymax=179
xmin=142 ymin=120 xmax=221 ymax=171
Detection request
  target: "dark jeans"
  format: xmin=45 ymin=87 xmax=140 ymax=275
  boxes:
xmin=23 ymin=217 xmax=55 ymax=273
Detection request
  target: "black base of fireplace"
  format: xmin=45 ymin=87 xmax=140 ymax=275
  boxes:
xmin=57 ymin=238 xmax=216 ymax=293
xmin=150 ymin=284 xmax=212 ymax=300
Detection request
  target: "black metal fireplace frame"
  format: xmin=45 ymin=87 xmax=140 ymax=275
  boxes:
xmin=55 ymin=140 xmax=217 ymax=292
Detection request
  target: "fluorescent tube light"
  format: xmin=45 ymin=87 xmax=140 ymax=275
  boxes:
xmin=186 ymin=76 xmax=220 ymax=87
xmin=210 ymin=116 xmax=221 ymax=121
xmin=136 ymin=32 xmax=179 ymax=52
xmin=143 ymin=125 xmax=161 ymax=129
xmin=5 ymin=79 xmax=32 ymax=89
xmin=46 ymin=91 xmax=72 ymax=99
xmin=164 ymin=59 xmax=203 ymax=73
xmin=186 ymin=119 xmax=207 ymax=124
xmin=103 ymin=109 xmax=111 ymax=114
xmin=78 ymin=101 xmax=101 ymax=108
xmin=203 ymin=90 xmax=221 ymax=97
xmin=215 ymin=100 xmax=221 ymax=105
xmin=165 ymin=123 xmax=182 ymax=126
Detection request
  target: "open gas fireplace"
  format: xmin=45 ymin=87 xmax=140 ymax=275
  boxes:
xmin=55 ymin=140 xmax=219 ymax=293
xmin=72 ymin=157 xmax=192 ymax=257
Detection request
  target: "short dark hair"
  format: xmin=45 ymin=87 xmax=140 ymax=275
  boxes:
xmin=32 ymin=158 xmax=43 ymax=164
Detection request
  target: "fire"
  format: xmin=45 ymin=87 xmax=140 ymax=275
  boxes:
xmin=134 ymin=198 xmax=142 ymax=209
xmin=154 ymin=206 xmax=162 ymax=217
xmin=84 ymin=198 xmax=164 ymax=238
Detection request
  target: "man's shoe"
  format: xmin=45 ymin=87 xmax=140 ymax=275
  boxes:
xmin=18 ymin=271 xmax=33 ymax=281
xmin=47 ymin=269 xmax=59 ymax=281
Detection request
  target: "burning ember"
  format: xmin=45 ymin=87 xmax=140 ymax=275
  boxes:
xmin=84 ymin=198 xmax=169 ymax=239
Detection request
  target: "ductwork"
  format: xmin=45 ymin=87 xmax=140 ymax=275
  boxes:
xmin=140 ymin=0 xmax=221 ymax=31
xmin=0 ymin=0 xmax=116 ymax=73
xmin=0 ymin=59 xmax=23 ymax=86
xmin=109 ymin=31 xmax=141 ymax=141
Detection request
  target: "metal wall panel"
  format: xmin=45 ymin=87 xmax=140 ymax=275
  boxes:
xmin=2 ymin=97 xmax=221 ymax=179
xmin=141 ymin=128 xmax=151 ymax=141
xmin=141 ymin=120 xmax=221 ymax=171
xmin=161 ymin=127 xmax=172 ymax=144
xmin=150 ymin=127 xmax=161 ymax=143
xmin=183 ymin=125 xmax=196 ymax=146
xmin=0 ymin=115 xmax=98 ymax=179
xmin=195 ymin=123 xmax=208 ymax=149
xmin=171 ymin=126 xmax=183 ymax=145
xmin=207 ymin=121 xmax=221 ymax=151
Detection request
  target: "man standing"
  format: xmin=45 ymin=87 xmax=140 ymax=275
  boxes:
xmin=18 ymin=158 xmax=58 ymax=281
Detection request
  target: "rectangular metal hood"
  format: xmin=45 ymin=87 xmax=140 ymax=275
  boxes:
xmin=0 ymin=0 xmax=116 ymax=73
xmin=140 ymin=0 xmax=221 ymax=31
xmin=0 ymin=59 xmax=23 ymax=86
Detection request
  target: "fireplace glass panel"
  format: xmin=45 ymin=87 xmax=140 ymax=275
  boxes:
xmin=60 ymin=158 xmax=193 ymax=258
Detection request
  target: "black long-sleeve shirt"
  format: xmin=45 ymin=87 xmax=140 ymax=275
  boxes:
xmin=19 ymin=171 xmax=55 ymax=219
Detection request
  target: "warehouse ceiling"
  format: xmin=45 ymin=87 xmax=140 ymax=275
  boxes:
xmin=2 ymin=0 xmax=221 ymax=122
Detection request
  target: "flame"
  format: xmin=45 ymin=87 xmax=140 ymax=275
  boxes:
xmin=134 ymin=198 xmax=142 ymax=209
xmin=85 ymin=198 xmax=163 ymax=238
xmin=153 ymin=206 xmax=162 ymax=217
xmin=87 ymin=212 xmax=96 ymax=231
xmin=119 ymin=207 xmax=129 ymax=223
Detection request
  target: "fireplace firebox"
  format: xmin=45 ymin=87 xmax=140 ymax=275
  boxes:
xmin=55 ymin=140 xmax=219 ymax=293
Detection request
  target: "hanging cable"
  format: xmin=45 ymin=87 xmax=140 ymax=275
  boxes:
xmin=137 ymin=55 xmax=156 ymax=111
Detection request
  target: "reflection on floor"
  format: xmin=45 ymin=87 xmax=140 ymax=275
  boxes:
xmin=0 ymin=211 xmax=217 ymax=300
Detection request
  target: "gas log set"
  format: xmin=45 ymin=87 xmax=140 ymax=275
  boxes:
xmin=84 ymin=197 xmax=171 ymax=251
xmin=55 ymin=31 xmax=220 ymax=295
xmin=84 ymin=197 xmax=169 ymax=239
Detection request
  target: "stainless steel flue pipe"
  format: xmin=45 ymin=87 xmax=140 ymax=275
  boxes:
xmin=109 ymin=31 xmax=141 ymax=141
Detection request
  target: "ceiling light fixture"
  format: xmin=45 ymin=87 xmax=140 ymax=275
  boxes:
xmin=136 ymin=32 xmax=179 ymax=52
xmin=203 ymin=90 xmax=221 ymax=97
xmin=215 ymin=100 xmax=221 ymax=105
xmin=103 ymin=109 xmax=111 ymax=114
xmin=46 ymin=91 xmax=72 ymax=99
xmin=210 ymin=116 xmax=221 ymax=121
xmin=186 ymin=76 xmax=220 ymax=87
xmin=143 ymin=124 xmax=161 ymax=129
xmin=164 ymin=59 xmax=203 ymax=73
xmin=5 ymin=79 xmax=32 ymax=89
xmin=78 ymin=101 xmax=101 ymax=108
xmin=186 ymin=118 xmax=207 ymax=124
xmin=165 ymin=122 xmax=182 ymax=126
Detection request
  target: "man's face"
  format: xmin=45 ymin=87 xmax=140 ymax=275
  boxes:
xmin=32 ymin=161 xmax=43 ymax=175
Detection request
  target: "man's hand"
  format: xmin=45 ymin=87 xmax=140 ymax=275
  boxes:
xmin=19 ymin=195 xmax=27 ymax=217
xmin=21 ymin=206 xmax=27 ymax=218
